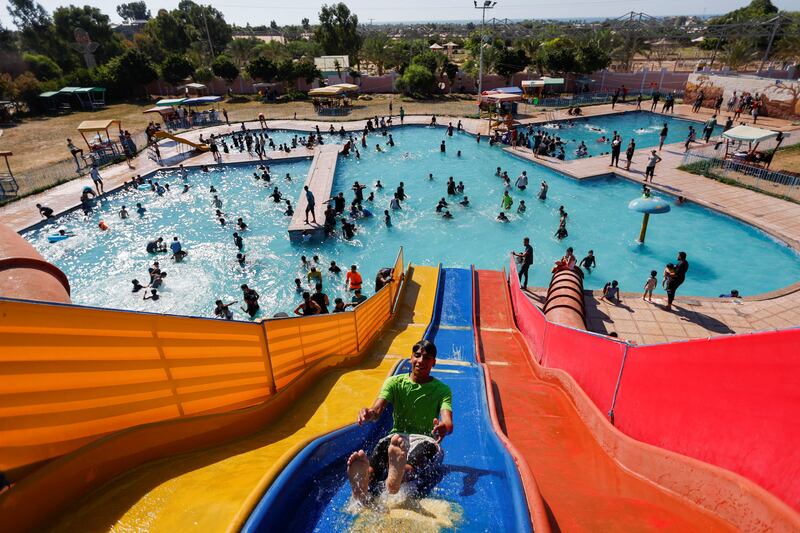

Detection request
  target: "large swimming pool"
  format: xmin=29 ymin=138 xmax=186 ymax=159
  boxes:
xmin=218 ymin=110 xmax=716 ymax=162
xmin=521 ymin=110 xmax=722 ymax=160
xmin=24 ymin=125 xmax=800 ymax=319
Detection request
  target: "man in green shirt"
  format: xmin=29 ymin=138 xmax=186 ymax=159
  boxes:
xmin=347 ymin=339 xmax=453 ymax=504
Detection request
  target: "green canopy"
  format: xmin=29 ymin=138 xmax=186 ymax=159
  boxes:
xmin=156 ymin=98 xmax=186 ymax=107
xmin=39 ymin=91 xmax=60 ymax=98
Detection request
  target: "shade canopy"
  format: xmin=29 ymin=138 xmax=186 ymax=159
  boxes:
xmin=156 ymin=98 xmax=186 ymax=107
xmin=39 ymin=91 xmax=60 ymax=98
xmin=73 ymin=87 xmax=105 ymax=93
xmin=429 ymin=43 xmax=444 ymax=50
xmin=178 ymin=82 xmax=207 ymax=90
xmin=443 ymin=41 xmax=458 ymax=47
xmin=143 ymin=106 xmax=173 ymax=115
xmin=493 ymin=86 xmax=523 ymax=94
xmin=722 ymin=125 xmax=780 ymax=143
xmin=183 ymin=96 xmax=222 ymax=106
xmin=628 ymin=196 xmax=671 ymax=214
xmin=58 ymin=87 xmax=82 ymax=93
xmin=483 ymin=93 xmax=522 ymax=102
xmin=308 ymin=83 xmax=359 ymax=97
xmin=77 ymin=119 xmax=121 ymax=133
xmin=522 ymin=77 xmax=565 ymax=88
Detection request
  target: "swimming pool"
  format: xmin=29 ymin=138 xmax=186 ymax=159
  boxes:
xmin=24 ymin=125 xmax=800 ymax=319
xmin=520 ymin=110 xmax=722 ymax=160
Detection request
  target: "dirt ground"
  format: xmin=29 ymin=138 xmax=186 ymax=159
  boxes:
xmin=0 ymin=95 xmax=486 ymax=175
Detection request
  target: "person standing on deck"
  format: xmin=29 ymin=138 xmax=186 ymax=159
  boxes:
xmin=512 ymin=237 xmax=534 ymax=290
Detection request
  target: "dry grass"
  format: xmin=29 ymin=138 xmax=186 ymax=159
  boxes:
xmin=772 ymin=143 xmax=800 ymax=174
xmin=0 ymin=94 xmax=486 ymax=176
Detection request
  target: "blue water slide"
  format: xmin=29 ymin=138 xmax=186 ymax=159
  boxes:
xmin=425 ymin=267 xmax=475 ymax=362
xmin=242 ymin=266 xmax=532 ymax=532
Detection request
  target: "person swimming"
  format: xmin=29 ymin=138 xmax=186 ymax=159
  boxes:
xmin=517 ymin=200 xmax=527 ymax=213
xmin=497 ymin=212 xmax=509 ymax=222
xmin=442 ymin=210 xmax=453 ymax=219
xmin=459 ymin=196 xmax=469 ymax=207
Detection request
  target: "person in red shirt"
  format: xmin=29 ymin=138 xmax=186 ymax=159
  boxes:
xmin=345 ymin=264 xmax=363 ymax=291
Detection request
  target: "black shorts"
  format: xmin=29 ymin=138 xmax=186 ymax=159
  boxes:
xmin=368 ymin=433 xmax=444 ymax=497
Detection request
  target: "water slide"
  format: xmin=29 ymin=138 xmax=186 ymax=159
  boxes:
xmin=473 ymin=269 xmax=741 ymax=532
xmin=152 ymin=130 xmax=209 ymax=151
xmin=243 ymin=267 xmax=537 ymax=532
xmin=40 ymin=265 xmax=437 ymax=532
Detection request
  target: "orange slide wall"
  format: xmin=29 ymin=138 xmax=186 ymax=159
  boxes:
xmin=0 ymin=250 xmax=403 ymax=531
xmin=508 ymin=258 xmax=800 ymax=514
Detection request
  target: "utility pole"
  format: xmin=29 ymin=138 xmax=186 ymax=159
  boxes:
xmin=201 ymin=8 xmax=215 ymax=59
xmin=758 ymin=15 xmax=781 ymax=74
xmin=474 ymin=0 xmax=497 ymax=96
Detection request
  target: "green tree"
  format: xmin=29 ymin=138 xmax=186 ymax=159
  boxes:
xmin=246 ymin=56 xmax=277 ymax=81
xmin=99 ymin=48 xmax=158 ymax=97
xmin=116 ymin=2 xmax=151 ymax=21
xmin=142 ymin=9 xmax=191 ymax=55
xmin=160 ymin=54 xmax=195 ymax=85
xmin=443 ymin=61 xmax=458 ymax=91
xmin=411 ymin=50 xmax=446 ymax=76
xmin=6 ymin=0 xmax=64 ymax=66
xmin=12 ymin=71 xmax=42 ymax=109
xmin=722 ymin=39 xmax=756 ymax=70
xmin=293 ymin=59 xmax=320 ymax=83
xmin=0 ymin=21 xmax=16 ymax=52
xmin=270 ymin=20 xmax=278 ymax=30
xmin=286 ymin=39 xmax=322 ymax=60
xmin=176 ymin=1 xmax=232 ymax=57
xmin=395 ymin=63 xmax=435 ymax=97
xmin=495 ymin=48 xmax=528 ymax=82
xmin=314 ymin=2 xmax=362 ymax=62
xmin=22 ymin=52 xmax=62 ymax=80
xmin=53 ymin=5 xmax=125 ymax=66
xmin=362 ymin=33 xmax=390 ymax=75
xmin=194 ymin=66 xmax=214 ymax=83
xmin=576 ymin=39 xmax=611 ymax=73
xmin=301 ymin=17 xmax=310 ymax=31
xmin=538 ymin=37 xmax=578 ymax=74
xmin=226 ymin=37 xmax=260 ymax=68
xmin=212 ymin=54 xmax=239 ymax=84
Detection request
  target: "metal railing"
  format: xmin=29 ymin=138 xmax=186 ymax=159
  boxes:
xmin=681 ymin=151 xmax=800 ymax=202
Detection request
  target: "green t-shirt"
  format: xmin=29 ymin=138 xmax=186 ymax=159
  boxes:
xmin=379 ymin=374 xmax=453 ymax=435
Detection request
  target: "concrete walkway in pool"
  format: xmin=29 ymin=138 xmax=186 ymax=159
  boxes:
xmin=525 ymin=286 xmax=800 ymax=345
xmin=2 ymin=104 xmax=799 ymax=342
xmin=287 ymin=144 xmax=341 ymax=241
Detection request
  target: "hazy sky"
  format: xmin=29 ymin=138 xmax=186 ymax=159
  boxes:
xmin=3 ymin=0 xmax=799 ymax=27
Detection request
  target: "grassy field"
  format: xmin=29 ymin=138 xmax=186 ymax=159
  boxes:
xmin=0 ymin=94 xmax=486 ymax=175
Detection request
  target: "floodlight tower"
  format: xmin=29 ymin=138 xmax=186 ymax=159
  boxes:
xmin=474 ymin=0 xmax=497 ymax=96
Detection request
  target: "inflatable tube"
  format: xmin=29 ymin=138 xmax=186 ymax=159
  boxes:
xmin=0 ymin=223 xmax=71 ymax=303
xmin=47 ymin=234 xmax=70 ymax=243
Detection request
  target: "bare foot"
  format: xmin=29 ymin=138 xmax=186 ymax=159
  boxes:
xmin=385 ymin=434 xmax=408 ymax=494
xmin=347 ymin=450 xmax=372 ymax=504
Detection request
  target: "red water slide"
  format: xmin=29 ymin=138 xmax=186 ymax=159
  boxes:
xmin=473 ymin=269 xmax=798 ymax=532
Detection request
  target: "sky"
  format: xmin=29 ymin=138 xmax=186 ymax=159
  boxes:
xmin=2 ymin=0 xmax=799 ymax=27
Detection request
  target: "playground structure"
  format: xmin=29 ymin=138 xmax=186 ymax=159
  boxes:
xmin=151 ymin=130 xmax=210 ymax=152
xmin=0 ymin=229 xmax=798 ymax=531
xmin=150 ymin=96 xmax=223 ymax=130
xmin=0 ymin=151 xmax=18 ymax=201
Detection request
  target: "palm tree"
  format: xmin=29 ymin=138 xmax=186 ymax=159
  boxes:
xmin=226 ymin=38 xmax=260 ymax=69
xmin=723 ymin=40 xmax=756 ymax=71
xmin=362 ymin=33 xmax=390 ymax=75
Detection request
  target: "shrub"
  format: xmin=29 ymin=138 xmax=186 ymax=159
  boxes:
xmin=395 ymin=64 xmax=436 ymax=98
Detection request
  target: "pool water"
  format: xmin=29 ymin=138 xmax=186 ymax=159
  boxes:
xmin=24 ymin=125 xmax=800 ymax=320
xmin=520 ymin=110 xmax=723 ymax=160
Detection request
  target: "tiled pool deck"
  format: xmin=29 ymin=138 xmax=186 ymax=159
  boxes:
xmin=2 ymin=101 xmax=798 ymax=344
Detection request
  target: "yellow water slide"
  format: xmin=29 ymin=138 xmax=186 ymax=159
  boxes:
xmin=0 ymin=251 xmax=438 ymax=531
xmin=152 ymin=130 xmax=210 ymax=151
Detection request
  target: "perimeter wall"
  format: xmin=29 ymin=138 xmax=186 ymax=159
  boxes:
xmin=508 ymin=258 xmax=800 ymax=511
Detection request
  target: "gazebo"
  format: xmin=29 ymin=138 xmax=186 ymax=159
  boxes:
xmin=722 ymin=125 xmax=785 ymax=168
xmin=521 ymin=78 xmax=565 ymax=102
xmin=177 ymin=82 xmax=208 ymax=96
xmin=443 ymin=41 xmax=458 ymax=58
xmin=309 ymin=84 xmax=359 ymax=115
xmin=77 ymin=119 xmax=123 ymax=165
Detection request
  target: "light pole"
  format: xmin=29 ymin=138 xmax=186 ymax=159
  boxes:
xmin=474 ymin=0 xmax=497 ymax=96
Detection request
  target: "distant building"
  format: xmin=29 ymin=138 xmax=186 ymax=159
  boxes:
xmin=314 ymin=55 xmax=350 ymax=75
xmin=111 ymin=20 xmax=147 ymax=38
xmin=232 ymin=34 xmax=286 ymax=44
